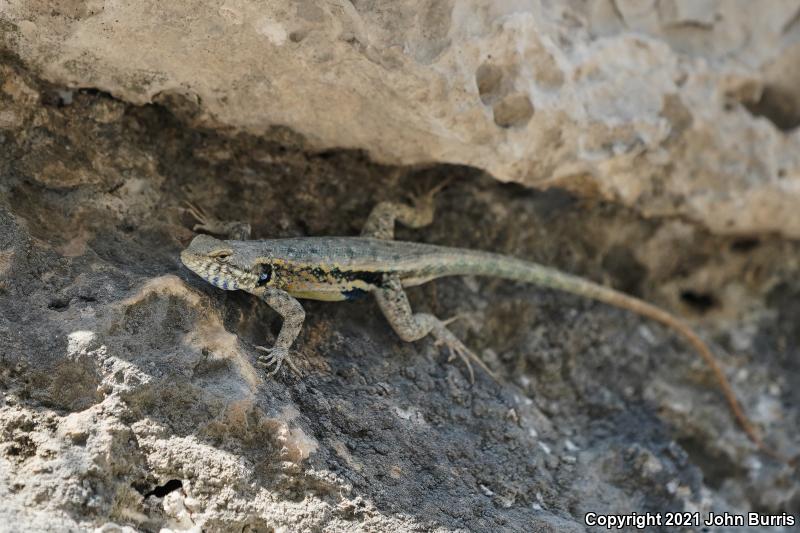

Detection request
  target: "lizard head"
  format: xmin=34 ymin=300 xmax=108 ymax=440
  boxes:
xmin=181 ymin=234 xmax=262 ymax=291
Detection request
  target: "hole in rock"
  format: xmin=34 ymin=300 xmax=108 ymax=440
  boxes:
xmin=144 ymin=479 xmax=183 ymax=499
xmin=679 ymin=290 xmax=716 ymax=313
xmin=729 ymin=238 xmax=760 ymax=253
xmin=47 ymin=298 xmax=70 ymax=311
xmin=744 ymin=85 xmax=800 ymax=131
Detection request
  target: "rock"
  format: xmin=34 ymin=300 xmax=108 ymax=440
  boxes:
xmin=2 ymin=1 xmax=800 ymax=236
xmin=1 ymin=3 xmax=800 ymax=531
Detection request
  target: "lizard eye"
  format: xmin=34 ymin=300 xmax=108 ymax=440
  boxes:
xmin=257 ymin=264 xmax=273 ymax=286
xmin=211 ymin=250 xmax=232 ymax=260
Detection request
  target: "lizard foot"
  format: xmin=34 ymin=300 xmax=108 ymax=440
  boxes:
xmin=429 ymin=321 xmax=496 ymax=384
xmin=404 ymin=177 xmax=453 ymax=210
xmin=255 ymin=345 xmax=300 ymax=377
xmin=184 ymin=201 xmax=251 ymax=240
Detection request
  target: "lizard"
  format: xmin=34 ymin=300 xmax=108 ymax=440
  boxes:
xmin=179 ymin=185 xmax=789 ymax=463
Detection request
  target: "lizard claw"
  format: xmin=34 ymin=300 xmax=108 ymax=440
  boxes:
xmin=430 ymin=322 xmax=496 ymax=384
xmin=183 ymin=201 xmax=208 ymax=224
xmin=427 ymin=176 xmax=454 ymax=197
xmin=255 ymin=345 xmax=300 ymax=377
xmin=183 ymin=201 xmax=251 ymax=240
xmin=184 ymin=201 xmax=215 ymax=232
xmin=405 ymin=177 xmax=453 ymax=207
xmin=441 ymin=314 xmax=467 ymax=327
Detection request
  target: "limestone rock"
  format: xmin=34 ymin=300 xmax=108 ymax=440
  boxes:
xmin=2 ymin=2 xmax=800 ymax=531
xmin=2 ymin=0 xmax=800 ymax=236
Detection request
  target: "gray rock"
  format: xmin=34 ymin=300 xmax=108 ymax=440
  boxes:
xmin=1 ymin=11 xmax=799 ymax=531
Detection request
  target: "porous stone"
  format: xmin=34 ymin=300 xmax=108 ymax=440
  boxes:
xmin=2 ymin=2 xmax=800 ymax=532
xmin=2 ymin=0 xmax=800 ymax=236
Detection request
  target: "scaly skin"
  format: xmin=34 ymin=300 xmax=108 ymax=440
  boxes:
xmin=179 ymin=195 xmax=790 ymax=463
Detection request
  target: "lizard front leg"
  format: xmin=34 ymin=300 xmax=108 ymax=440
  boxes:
xmin=373 ymin=276 xmax=495 ymax=383
xmin=360 ymin=180 xmax=449 ymax=240
xmin=253 ymin=287 xmax=306 ymax=376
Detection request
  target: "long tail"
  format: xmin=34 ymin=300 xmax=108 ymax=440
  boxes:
xmin=424 ymin=249 xmax=790 ymax=463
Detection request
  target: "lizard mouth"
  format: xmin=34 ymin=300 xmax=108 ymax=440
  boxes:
xmin=180 ymin=250 xmax=258 ymax=291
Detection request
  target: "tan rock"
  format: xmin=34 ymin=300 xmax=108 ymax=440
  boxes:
xmin=3 ymin=1 xmax=800 ymax=235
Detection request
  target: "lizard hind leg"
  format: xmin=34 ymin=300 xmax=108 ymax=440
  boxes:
xmin=360 ymin=178 xmax=452 ymax=240
xmin=374 ymin=277 xmax=495 ymax=383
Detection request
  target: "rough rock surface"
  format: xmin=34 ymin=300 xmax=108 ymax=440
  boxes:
xmin=3 ymin=0 xmax=800 ymax=238
xmin=1 ymin=2 xmax=800 ymax=532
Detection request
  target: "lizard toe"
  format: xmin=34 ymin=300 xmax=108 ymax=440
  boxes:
xmin=255 ymin=346 xmax=290 ymax=377
xmin=430 ymin=323 xmax=495 ymax=384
